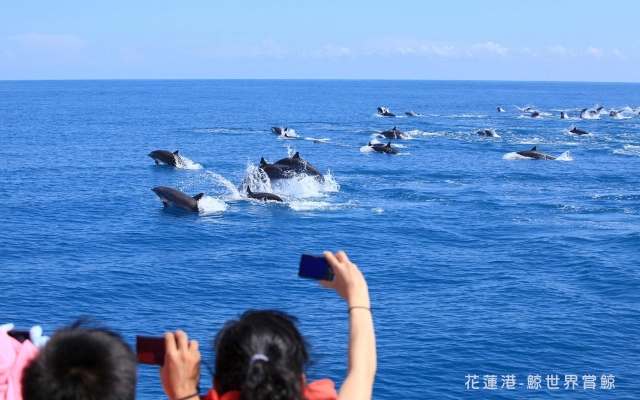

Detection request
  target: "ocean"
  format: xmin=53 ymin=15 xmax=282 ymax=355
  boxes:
xmin=1 ymin=80 xmax=639 ymax=398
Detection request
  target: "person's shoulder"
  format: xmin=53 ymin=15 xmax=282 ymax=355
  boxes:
xmin=304 ymin=379 xmax=339 ymax=400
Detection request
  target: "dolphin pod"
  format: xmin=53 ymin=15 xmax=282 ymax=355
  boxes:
xmin=149 ymin=150 xmax=183 ymax=167
xmin=377 ymin=107 xmax=396 ymax=117
xmin=246 ymin=187 xmax=283 ymax=202
xmin=516 ymin=146 xmax=556 ymax=160
xmin=151 ymin=186 xmax=203 ymax=212
xmin=368 ymin=141 xmax=400 ymax=154
xmin=259 ymin=152 xmax=325 ymax=183
xmin=380 ymin=127 xmax=410 ymax=139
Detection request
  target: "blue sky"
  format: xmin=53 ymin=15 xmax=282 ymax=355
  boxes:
xmin=1 ymin=0 xmax=639 ymax=81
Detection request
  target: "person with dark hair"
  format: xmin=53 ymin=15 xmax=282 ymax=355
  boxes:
xmin=160 ymin=250 xmax=376 ymax=400
xmin=21 ymin=323 xmax=137 ymax=400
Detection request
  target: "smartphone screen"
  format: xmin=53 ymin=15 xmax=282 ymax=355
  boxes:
xmin=136 ymin=336 xmax=165 ymax=365
xmin=298 ymin=254 xmax=334 ymax=281
xmin=7 ymin=330 xmax=30 ymax=343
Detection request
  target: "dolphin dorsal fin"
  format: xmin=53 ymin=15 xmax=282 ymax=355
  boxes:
xmin=386 ymin=142 xmax=391 ymax=147
xmin=293 ymin=152 xmax=300 ymax=159
xmin=193 ymin=193 xmax=204 ymax=201
xmin=247 ymin=187 xmax=252 ymax=195
xmin=368 ymin=142 xmax=372 ymax=146
xmin=173 ymin=150 xmax=179 ymax=155
xmin=260 ymin=157 xmax=267 ymax=166
xmin=393 ymin=126 xmax=396 ymax=130
xmin=531 ymin=146 xmax=537 ymax=151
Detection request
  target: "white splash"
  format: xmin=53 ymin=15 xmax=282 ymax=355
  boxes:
xmin=176 ymin=155 xmax=203 ymax=170
xmin=198 ymin=196 xmax=228 ymax=214
xmin=503 ymin=152 xmax=532 ymax=160
xmin=555 ymin=151 xmax=574 ymax=161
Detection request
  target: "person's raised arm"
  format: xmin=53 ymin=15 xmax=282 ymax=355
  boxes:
xmin=160 ymin=330 xmax=201 ymax=400
xmin=320 ymin=251 xmax=376 ymax=400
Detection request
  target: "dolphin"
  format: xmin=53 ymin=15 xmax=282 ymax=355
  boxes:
xmin=259 ymin=157 xmax=296 ymax=181
xmin=609 ymin=110 xmax=620 ymax=118
xmin=497 ymin=107 xmax=505 ymax=112
xmin=271 ymin=127 xmax=290 ymax=135
xmin=570 ymin=127 xmax=589 ymax=135
xmin=246 ymin=187 xmax=283 ymax=202
xmin=151 ymin=186 xmax=203 ymax=212
xmin=274 ymin=152 xmax=324 ymax=181
xmin=596 ymin=106 xmax=605 ymax=113
xmin=368 ymin=141 xmax=400 ymax=154
xmin=580 ymin=108 xmax=589 ymax=118
xmin=560 ymin=112 xmax=568 ymax=119
xmin=531 ymin=111 xmax=541 ymax=118
xmin=405 ymin=111 xmax=421 ymax=117
xmin=148 ymin=150 xmax=183 ymax=167
xmin=516 ymin=146 xmax=556 ymax=160
xmin=477 ymin=129 xmax=500 ymax=137
xmin=377 ymin=107 xmax=396 ymax=117
xmin=380 ymin=126 xmax=410 ymax=139
xmin=523 ymin=107 xmax=534 ymax=112
xmin=259 ymin=152 xmax=325 ymax=183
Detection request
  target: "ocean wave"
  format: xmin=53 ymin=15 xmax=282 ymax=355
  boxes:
xmin=613 ymin=144 xmax=640 ymax=156
xmin=288 ymin=200 xmax=354 ymax=211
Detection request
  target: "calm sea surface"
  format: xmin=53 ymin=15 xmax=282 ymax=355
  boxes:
xmin=1 ymin=80 xmax=639 ymax=398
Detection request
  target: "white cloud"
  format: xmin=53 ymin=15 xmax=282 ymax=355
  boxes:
xmin=550 ymin=45 xmax=567 ymax=56
xmin=301 ymin=44 xmax=351 ymax=59
xmin=611 ymin=49 xmax=626 ymax=59
xmin=422 ymin=45 xmax=457 ymax=57
xmin=205 ymin=39 xmax=288 ymax=59
xmin=473 ymin=41 xmax=507 ymax=56
xmin=8 ymin=33 xmax=88 ymax=51
xmin=396 ymin=47 xmax=415 ymax=55
xmin=588 ymin=47 xmax=603 ymax=58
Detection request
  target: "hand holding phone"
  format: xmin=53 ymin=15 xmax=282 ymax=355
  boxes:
xmin=299 ymin=254 xmax=334 ymax=281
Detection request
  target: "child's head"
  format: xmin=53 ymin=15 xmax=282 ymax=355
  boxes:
xmin=22 ymin=322 xmax=136 ymax=400
xmin=214 ymin=310 xmax=310 ymax=400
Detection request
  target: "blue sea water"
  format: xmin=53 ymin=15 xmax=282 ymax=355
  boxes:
xmin=1 ymin=80 xmax=639 ymax=399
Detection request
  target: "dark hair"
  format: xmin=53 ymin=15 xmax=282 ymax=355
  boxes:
xmin=214 ymin=310 xmax=310 ymax=400
xmin=22 ymin=321 xmax=137 ymax=400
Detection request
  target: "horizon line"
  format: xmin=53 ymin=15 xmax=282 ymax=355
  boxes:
xmin=1 ymin=78 xmax=639 ymax=84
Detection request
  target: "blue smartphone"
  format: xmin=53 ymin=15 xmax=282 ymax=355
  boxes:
xmin=298 ymin=254 xmax=334 ymax=281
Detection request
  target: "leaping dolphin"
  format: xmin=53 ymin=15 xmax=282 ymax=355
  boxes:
xmin=405 ymin=111 xmax=421 ymax=117
xmin=570 ymin=127 xmax=589 ymax=135
xmin=531 ymin=111 xmax=541 ymax=118
xmin=271 ymin=127 xmax=290 ymax=135
xmin=151 ymin=186 xmax=203 ymax=212
xmin=477 ymin=129 xmax=500 ymax=137
xmin=380 ymin=126 xmax=410 ymax=139
xmin=516 ymin=146 xmax=556 ymax=160
xmin=246 ymin=187 xmax=283 ymax=202
xmin=148 ymin=150 xmax=184 ymax=167
xmin=560 ymin=112 xmax=568 ymax=119
xmin=497 ymin=107 xmax=505 ymax=112
xmin=368 ymin=141 xmax=400 ymax=154
xmin=377 ymin=107 xmax=396 ymax=117
xmin=259 ymin=152 xmax=325 ymax=183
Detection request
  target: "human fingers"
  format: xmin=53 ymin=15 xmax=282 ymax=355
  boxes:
xmin=188 ymin=339 xmax=199 ymax=353
xmin=175 ymin=330 xmax=188 ymax=351
xmin=164 ymin=331 xmax=177 ymax=353
xmin=334 ymin=250 xmax=350 ymax=264
xmin=318 ymin=279 xmax=335 ymax=289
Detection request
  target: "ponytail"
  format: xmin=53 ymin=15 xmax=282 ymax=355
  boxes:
xmin=214 ymin=310 xmax=309 ymax=400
